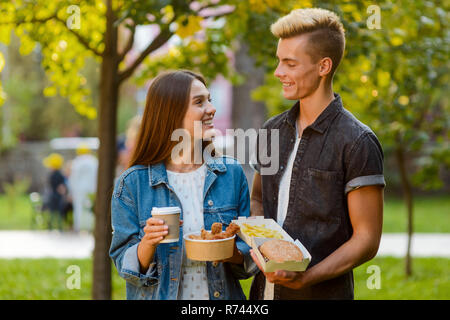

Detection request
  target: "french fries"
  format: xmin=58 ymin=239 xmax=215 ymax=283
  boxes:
xmin=240 ymin=223 xmax=284 ymax=239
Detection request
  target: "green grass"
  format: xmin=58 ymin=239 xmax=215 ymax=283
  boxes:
xmin=382 ymin=195 xmax=450 ymax=233
xmin=0 ymin=258 xmax=125 ymax=300
xmin=1 ymin=194 xmax=449 ymax=232
xmin=354 ymin=257 xmax=450 ymax=300
xmin=0 ymin=195 xmax=37 ymax=230
xmin=0 ymin=257 xmax=448 ymax=299
xmin=0 ymin=194 xmax=73 ymax=231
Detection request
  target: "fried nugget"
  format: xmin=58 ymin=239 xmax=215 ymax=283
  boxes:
xmin=211 ymin=222 xmax=223 ymax=235
xmin=189 ymin=234 xmax=202 ymax=240
xmin=211 ymin=233 xmax=227 ymax=240
xmin=223 ymin=222 xmax=240 ymax=238
xmin=201 ymin=228 xmax=215 ymax=240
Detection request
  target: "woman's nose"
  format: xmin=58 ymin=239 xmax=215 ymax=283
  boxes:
xmin=206 ymin=102 xmax=216 ymax=117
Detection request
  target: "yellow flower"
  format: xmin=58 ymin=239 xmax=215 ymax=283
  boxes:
xmin=390 ymin=36 xmax=403 ymax=46
xmin=0 ymin=52 xmax=4 ymax=73
xmin=86 ymin=108 xmax=97 ymax=120
xmin=43 ymin=86 xmax=57 ymax=97
xmin=169 ymin=46 xmax=181 ymax=58
xmin=161 ymin=5 xmax=175 ymax=24
xmin=265 ymin=0 xmax=281 ymax=8
xmin=249 ymin=0 xmax=267 ymax=13
xmin=175 ymin=15 xmax=202 ymax=39
xmin=398 ymin=95 xmax=409 ymax=105
xmin=377 ymin=70 xmax=391 ymax=87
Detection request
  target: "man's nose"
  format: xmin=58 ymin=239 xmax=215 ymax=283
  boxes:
xmin=274 ymin=63 xmax=284 ymax=79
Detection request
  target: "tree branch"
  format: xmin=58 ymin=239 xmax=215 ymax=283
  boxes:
xmin=118 ymin=22 xmax=136 ymax=62
xmin=1 ymin=14 xmax=103 ymax=57
xmin=196 ymin=2 xmax=235 ymax=19
xmin=0 ymin=9 xmax=103 ymax=56
xmin=118 ymin=27 xmax=173 ymax=83
xmin=116 ymin=3 xmax=234 ymax=83
xmin=0 ymin=15 xmax=56 ymax=26
xmin=201 ymin=10 xmax=234 ymax=19
xmin=53 ymin=16 xmax=103 ymax=57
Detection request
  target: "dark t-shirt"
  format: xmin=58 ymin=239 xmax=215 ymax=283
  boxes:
xmin=48 ymin=170 xmax=66 ymax=212
xmin=249 ymin=93 xmax=385 ymax=300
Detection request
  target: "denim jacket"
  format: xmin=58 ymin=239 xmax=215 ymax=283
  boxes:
xmin=109 ymin=155 xmax=258 ymax=300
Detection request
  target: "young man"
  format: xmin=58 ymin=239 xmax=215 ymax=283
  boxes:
xmin=249 ymin=8 xmax=385 ymax=299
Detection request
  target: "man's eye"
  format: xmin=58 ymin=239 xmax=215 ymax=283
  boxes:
xmin=287 ymin=64 xmax=296 ymax=68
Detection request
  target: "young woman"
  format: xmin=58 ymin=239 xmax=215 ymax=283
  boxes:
xmin=109 ymin=70 xmax=256 ymax=300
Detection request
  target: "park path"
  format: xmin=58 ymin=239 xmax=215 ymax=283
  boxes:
xmin=0 ymin=231 xmax=449 ymax=259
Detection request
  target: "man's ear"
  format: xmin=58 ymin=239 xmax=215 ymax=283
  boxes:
xmin=318 ymin=57 xmax=333 ymax=77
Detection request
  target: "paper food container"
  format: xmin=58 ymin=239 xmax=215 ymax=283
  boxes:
xmin=232 ymin=216 xmax=312 ymax=272
xmin=183 ymin=231 xmax=236 ymax=261
xmin=231 ymin=216 xmax=292 ymax=246
xmin=251 ymin=237 xmax=311 ymax=272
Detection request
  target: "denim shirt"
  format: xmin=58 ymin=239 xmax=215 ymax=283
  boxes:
xmin=250 ymin=93 xmax=385 ymax=299
xmin=109 ymin=155 xmax=257 ymax=300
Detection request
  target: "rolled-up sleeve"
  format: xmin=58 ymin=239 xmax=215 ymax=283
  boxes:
xmin=344 ymin=132 xmax=386 ymax=195
xmin=109 ymin=181 xmax=159 ymax=287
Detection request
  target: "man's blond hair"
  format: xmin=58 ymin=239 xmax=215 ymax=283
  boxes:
xmin=271 ymin=8 xmax=346 ymax=78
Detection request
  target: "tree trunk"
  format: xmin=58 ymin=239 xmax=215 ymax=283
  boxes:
xmin=231 ymin=42 xmax=266 ymax=184
xmin=92 ymin=0 xmax=119 ymax=300
xmin=395 ymin=145 xmax=414 ymax=277
xmin=231 ymin=42 xmax=266 ymax=132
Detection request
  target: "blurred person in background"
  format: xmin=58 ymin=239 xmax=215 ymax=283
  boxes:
xmin=68 ymin=143 xmax=98 ymax=233
xmin=42 ymin=153 xmax=69 ymax=231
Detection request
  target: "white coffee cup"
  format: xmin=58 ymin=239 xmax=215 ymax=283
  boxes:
xmin=151 ymin=207 xmax=181 ymax=243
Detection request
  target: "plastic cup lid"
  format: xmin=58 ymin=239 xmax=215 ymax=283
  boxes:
xmin=151 ymin=206 xmax=181 ymax=215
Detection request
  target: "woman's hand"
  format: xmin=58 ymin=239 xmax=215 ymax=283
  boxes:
xmin=137 ymin=218 xmax=183 ymax=273
xmin=137 ymin=218 xmax=167 ymax=273
xmin=142 ymin=217 xmax=169 ymax=248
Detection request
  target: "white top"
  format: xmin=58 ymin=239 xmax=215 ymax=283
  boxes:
xmin=166 ymin=164 xmax=210 ymax=300
xmin=276 ymin=136 xmax=301 ymax=227
xmin=264 ymin=129 xmax=301 ymax=300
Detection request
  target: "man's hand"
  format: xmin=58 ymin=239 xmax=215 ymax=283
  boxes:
xmin=250 ymin=249 xmax=307 ymax=290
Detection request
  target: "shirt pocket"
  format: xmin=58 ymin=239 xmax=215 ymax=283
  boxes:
xmin=298 ymin=168 xmax=344 ymax=222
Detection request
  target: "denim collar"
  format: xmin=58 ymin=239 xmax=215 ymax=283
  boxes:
xmin=148 ymin=155 xmax=227 ymax=187
xmin=285 ymin=93 xmax=343 ymax=134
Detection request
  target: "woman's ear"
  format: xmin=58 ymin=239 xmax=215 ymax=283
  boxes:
xmin=319 ymin=57 xmax=333 ymax=77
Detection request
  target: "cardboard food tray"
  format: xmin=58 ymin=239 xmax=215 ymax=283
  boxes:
xmin=232 ymin=216 xmax=292 ymax=245
xmin=232 ymin=216 xmax=311 ymax=272
xmin=251 ymin=237 xmax=311 ymax=272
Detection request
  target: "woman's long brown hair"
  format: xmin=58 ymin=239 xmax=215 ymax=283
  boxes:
xmin=127 ymin=70 xmax=210 ymax=168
